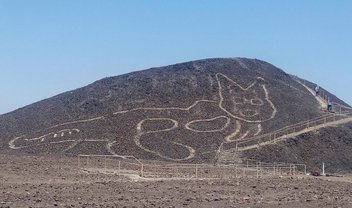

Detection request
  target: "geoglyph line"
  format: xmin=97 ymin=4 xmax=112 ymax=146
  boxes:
xmin=225 ymin=121 xmax=241 ymax=142
xmin=112 ymin=100 xmax=218 ymax=115
xmin=185 ymin=116 xmax=230 ymax=132
xmin=9 ymin=129 xmax=80 ymax=150
xmin=254 ymin=124 xmax=262 ymax=136
xmin=9 ymin=73 xmax=277 ymax=161
xmin=50 ymin=117 xmax=105 ymax=129
xmin=137 ymin=118 xmax=179 ymax=134
xmin=133 ymin=133 xmax=196 ymax=161
xmin=216 ymin=73 xmax=277 ymax=123
xmin=26 ymin=129 xmax=80 ymax=142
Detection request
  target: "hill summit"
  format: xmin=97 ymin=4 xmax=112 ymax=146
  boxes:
xmin=0 ymin=58 xmax=351 ymax=169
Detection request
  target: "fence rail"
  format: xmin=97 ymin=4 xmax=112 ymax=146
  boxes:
xmin=77 ymin=155 xmax=306 ymax=179
xmin=233 ymin=111 xmax=352 ymax=151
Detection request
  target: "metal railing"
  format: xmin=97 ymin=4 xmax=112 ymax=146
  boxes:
xmin=77 ymin=154 xmax=306 ymax=179
xmin=233 ymin=111 xmax=352 ymax=151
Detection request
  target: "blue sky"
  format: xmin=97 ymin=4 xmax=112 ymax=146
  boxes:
xmin=0 ymin=0 xmax=351 ymax=114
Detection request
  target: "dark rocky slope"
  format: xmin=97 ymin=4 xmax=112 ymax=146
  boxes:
xmin=0 ymin=58 xmax=350 ymax=168
xmin=242 ymin=122 xmax=352 ymax=173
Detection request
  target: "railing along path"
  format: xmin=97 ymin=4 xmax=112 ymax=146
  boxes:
xmin=231 ymin=79 xmax=352 ymax=151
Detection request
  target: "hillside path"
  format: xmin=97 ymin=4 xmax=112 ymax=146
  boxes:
xmin=237 ymin=116 xmax=352 ymax=151
xmin=294 ymin=79 xmax=327 ymax=108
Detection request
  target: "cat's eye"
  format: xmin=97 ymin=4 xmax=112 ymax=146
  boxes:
xmin=251 ymin=98 xmax=264 ymax=105
xmin=233 ymin=97 xmax=245 ymax=104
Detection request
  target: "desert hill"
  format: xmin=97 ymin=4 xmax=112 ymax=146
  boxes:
xmin=0 ymin=58 xmax=351 ymax=170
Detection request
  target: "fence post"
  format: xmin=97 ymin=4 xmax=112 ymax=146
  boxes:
xmin=104 ymin=156 xmax=107 ymax=173
xmin=304 ymin=165 xmax=307 ymax=175
xmin=195 ymin=165 xmax=198 ymax=178
xmin=292 ymin=166 xmax=295 ymax=175
xmin=256 ymin=164 xmax=259 ymax=178
xmin=118 ymin=161 xmax=121 ymax=176
xmin=235 ymin=164 xmax=238 ymax=178
xmin=307 ymin=121 xmax=310 ymax=128
xmin=78 ymin=155 xmax=80 ymax=169
xmin=140 ymin=164 xmax=144 ymax=177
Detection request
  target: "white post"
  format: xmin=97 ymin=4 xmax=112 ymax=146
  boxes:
xmin=322 ymin=162 xmax=326 ymax=176
xmin=195 ymin=164 xmax=198 ymax=178
xmin=141 ymin=164 xmax=144 ymax=177
xmin=235 ymin=164 xmax=238 ymax=178
xmin=118 ymin=161 xmax=121 ymax=176
xmin=104 ymin=156 xmax=107 ymax=173
xmin=78 ymin=155 xmax=80 ymax=169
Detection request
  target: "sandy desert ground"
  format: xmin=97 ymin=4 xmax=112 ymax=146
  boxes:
xmin=0 ymin=154 xmax=351 ymax=208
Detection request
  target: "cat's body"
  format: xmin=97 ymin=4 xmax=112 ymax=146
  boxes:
xmin=9 ymin=73 xmax=277 ymax=162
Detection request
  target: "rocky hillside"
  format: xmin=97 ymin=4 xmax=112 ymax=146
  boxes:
xmin=242 ymin=122 xmax=352 ymax=173
xmin=0 ymin=58 xmax=350 ymax=169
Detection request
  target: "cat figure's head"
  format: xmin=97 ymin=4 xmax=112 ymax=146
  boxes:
xmin=216 ymin=73 xmax=277 ymax=122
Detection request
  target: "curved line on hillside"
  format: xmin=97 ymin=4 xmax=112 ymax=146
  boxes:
xmin=133 ymin=134 xmax=195 ymax=161
xmin=185 ymin=116 xmax=230 ymax=132
xmin=136 ymin=118 xmax=179 ymax=134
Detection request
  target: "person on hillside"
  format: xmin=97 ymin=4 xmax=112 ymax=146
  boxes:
xmin=315 ymin=85 xmax=320 ymax=96
xmin=327 ymin=99 xmax=333 ymax=112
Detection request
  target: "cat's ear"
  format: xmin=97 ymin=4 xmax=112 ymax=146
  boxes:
xmin=249 ymin=77 xmax=270 ymax=99
xmin=243 ymin=77 xmax=267 ymax=91
xmin=252 ymin=77 xmax=267 ymax=89
xmin=217 ymin=73 xmax=251 ymax=100
xmin=254 ymin=77 xmax=266 ymax=84
xmin=216 ymin=73 xmax=265 ymax=91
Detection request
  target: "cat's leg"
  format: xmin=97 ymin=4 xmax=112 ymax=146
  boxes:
xmin=225 ymin=122 xmax=262 ymax=142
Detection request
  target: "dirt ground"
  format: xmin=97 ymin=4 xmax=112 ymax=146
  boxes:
xmin=0 ymin=154 xmax=352 ymax=208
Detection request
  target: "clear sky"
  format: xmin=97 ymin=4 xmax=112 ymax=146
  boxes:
xmin=0 ymin=0 xmax=351 ymax=114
